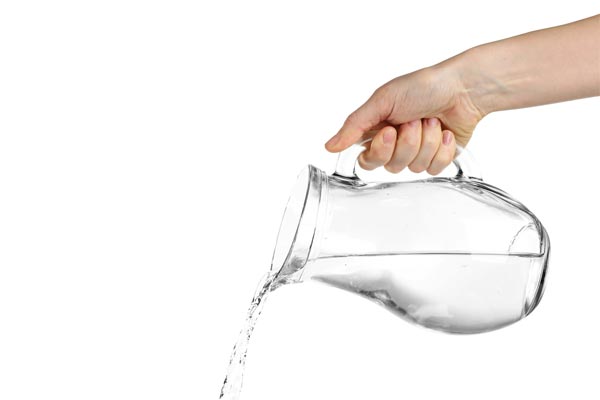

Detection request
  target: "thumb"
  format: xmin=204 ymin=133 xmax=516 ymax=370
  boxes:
xmin=325 ymin=91 xmax=392 ymax=153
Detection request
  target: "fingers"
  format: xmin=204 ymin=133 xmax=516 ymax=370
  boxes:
xmin=325 ymin=89 xmax=392 ymax=153
xmin=384 ymin=118 xmax=456 ymax=175
xmin=332 ymin=116 xmax=457 ymax=175
xmin=357 ymin=126 xmax=397 ymax=170
xmin=408 ymin=118 xmax=442 ymax=173
xmin=428 ymin=130 xmax=456 ymax=175
xmin=384 ymin=120 xmax=422 ymax=173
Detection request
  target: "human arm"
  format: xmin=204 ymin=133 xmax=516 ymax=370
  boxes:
xmin=325 ymin=15 xmax=600 ymax=174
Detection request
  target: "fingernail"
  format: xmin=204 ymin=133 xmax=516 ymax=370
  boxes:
xmin=326 ymin=135 xmax=339 ymax=148
xmin=383 ymin=130 xmax=395 ymax=145
xmin=427 ymin=118 xmax=439 ymax=127
xmin=408 ymin=120 xmax=419 ymax=127
xmin=443 ymin=130 xmax=452 ymax=145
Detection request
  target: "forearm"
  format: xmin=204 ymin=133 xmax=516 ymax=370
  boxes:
xmin=449 ymin=15 xmax=600 ymax=115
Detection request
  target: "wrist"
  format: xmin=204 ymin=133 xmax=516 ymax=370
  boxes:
xmin=450 ymin=39 xmax=548 ymax=115
xmin=429 ymin=48 xmax=491 ymax=119
xmin=450 ymin=45 xmax=503 ymax=116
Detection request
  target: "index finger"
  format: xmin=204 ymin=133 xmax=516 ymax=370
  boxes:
xmin=325 ymin=91 xmax=392 ymax=153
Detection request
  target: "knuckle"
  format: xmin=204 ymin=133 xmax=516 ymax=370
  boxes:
xmin=417 ymin=66 xmax=438 ymax=87
xmin=409 ymin=162 xmax=426 ymax=173
xmin=374 ymin=147 xmax=389 ymax=161
xmin=427 ymin=166 xmax=442 ymax=175
xmin=423 ymin=135 xmax=438 ymax=147
xmin=358 ymin=159 xmax=373 ymax=171
xmin=358 ymin=151 xmax=370 ymax=163
xmin=370 ymin=144 xmax=391 ymax=162
xmin=372 ymin=85 xmax=389 ymax=101
xmin=358 ymin=154 xmax=376 ymax=170
xmin=384 ymin=163 xmax=403 ymax=174
xmin=400 ymin=132 xmax=419 ymax=147
xmin=345 ymin=112 xmax=360 ymax=127
xmin=427 ymin=153 xmax=453 ymax=175
xmin=438 ymin=154 xmax=453 ymax=166
xmin=371 ymin=87 xmax=392 ymax=112
xmin=367 ymin=145 xmax=381 ymax=158
xmin=436 ymin=150 xmax=455 ymax=166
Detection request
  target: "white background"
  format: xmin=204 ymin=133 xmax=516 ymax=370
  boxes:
xmin=1 ymin=1 xmax=599 ymax=399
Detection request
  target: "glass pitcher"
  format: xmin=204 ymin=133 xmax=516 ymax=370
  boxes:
xmin=270 ymin=142 xmax=550 ymax=334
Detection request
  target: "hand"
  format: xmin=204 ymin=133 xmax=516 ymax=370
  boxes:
xmin=325 ymin=64 xmax=485 ymax=175
xmin=324 ymin=15 xmax=600 ymax=175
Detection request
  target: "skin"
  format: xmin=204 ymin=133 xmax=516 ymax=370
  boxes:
xmin=325 ymin=15 xmax=600 ymax=175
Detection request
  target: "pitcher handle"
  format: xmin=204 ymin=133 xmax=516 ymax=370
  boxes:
xmin=333 ymin=138 xmax=482 ymax=181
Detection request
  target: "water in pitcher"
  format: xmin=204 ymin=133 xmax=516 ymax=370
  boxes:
xmin=300 ymin=252 xmax=546 ymax=334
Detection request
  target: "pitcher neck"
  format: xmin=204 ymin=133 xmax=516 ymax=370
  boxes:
xmin=273 ymin=165 xmax=328 ymax=281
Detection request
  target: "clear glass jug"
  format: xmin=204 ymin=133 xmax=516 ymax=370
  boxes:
xmin=270 ymin=142 xmax=550 ymax=334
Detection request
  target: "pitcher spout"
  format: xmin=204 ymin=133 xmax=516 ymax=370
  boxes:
xmin=270 ymin=165 xmax=326 ymax=281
